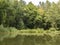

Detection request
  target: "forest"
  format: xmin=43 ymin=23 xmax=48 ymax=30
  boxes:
xmin=0 ymin=0 xmax=60 ymax=30
xmin=0 ymin=0 xmax=60 ymax=45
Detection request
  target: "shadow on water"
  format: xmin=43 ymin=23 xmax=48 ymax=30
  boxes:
xmin=0 ymin=35 xmax=25 ymax=45
xmin=0 ymin=34 xmax=60 ymax=45
xmin=0 ymin=35 xmax=54 ymax=45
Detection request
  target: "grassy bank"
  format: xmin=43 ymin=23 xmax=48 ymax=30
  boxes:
xmin=0 ymin=26 xmax=60 ymax=39
xmin=0 ymin=25 xmax=60 ymax=45
xmin=0 ymin=30 xmax=60 ymax=45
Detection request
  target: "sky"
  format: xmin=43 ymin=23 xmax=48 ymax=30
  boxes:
xmin=23 ymin=0 xmax=59 ymax=5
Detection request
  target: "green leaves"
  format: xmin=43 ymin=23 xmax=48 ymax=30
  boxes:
xmin=0 ymin=0 xmax=60 ymax=30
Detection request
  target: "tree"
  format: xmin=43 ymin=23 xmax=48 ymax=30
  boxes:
xmin=23 ymin=2 xmax=38 ymax=29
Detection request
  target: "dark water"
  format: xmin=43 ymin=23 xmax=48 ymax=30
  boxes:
xmin=0 ymin=35 xmax=60 ymax=45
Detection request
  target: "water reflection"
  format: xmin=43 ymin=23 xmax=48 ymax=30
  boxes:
xmin=0 ymin=34 xmax=60 ymax=45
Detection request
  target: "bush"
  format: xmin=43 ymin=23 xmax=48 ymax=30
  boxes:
xmin=0 ymin=25 xmax=9 ymax=41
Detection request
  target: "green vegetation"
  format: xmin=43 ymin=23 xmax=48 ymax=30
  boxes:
xmin=0 ymin=0 xmax=60 ymax=45
xmin=0 ymin=0 xmax=60 ymax=30
xmin=0 ymin=25 xmax=60 ymax=45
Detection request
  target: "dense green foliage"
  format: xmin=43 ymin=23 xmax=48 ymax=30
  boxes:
xmin=0 ymin=0 xmax=60 ymax=30
xmin=0 ymin=0 xmax=60 ymax=45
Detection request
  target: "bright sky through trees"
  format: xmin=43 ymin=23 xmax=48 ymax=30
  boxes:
xmin=23 ymin=0 xmax=59 ymax=5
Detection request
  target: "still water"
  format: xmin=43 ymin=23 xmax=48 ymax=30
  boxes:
xmin=0 ymin=35 xmax=60 ymax=45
